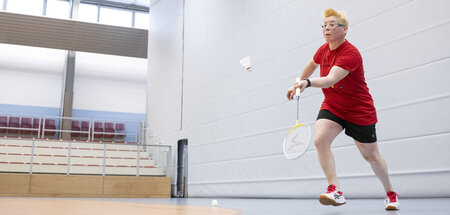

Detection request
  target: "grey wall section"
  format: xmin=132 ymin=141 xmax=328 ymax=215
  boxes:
xmin=0 ymin=11 xmax=147 ymax=58
xmin=147 ymin=0 xmax=450 ymax=198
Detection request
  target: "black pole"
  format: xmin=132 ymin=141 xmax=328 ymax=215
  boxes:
xmin=176 ymin=138 xmax=188 ymax=197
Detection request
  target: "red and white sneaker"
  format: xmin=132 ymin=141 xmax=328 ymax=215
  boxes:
xmin=385 ymin=191 xmax=400 ymax=210
xmin=319 ymin=184 xmax=346 ymax=206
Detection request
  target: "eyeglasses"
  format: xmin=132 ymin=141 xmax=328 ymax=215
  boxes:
xmin=321 ymin=23 xmax=345 ymax=29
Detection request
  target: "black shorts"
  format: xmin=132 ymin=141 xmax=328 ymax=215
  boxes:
xmin=317 ymin=109 xmax=377 ymax=143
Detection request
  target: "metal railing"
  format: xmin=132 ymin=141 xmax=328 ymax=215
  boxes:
xmin=0 ymin=114 xmax=42 ymax=138
xmin=41 ymin=116 xmax=91 ymax=140
xmin=0 ymin=137 xmax=171 ymax=177
xmin=146 ymin=144 xmax=172 ymax=176
xmin=91 ymin=119 xmax=140 ymax=143
xmin=142 ymin=127 xmax=173 ymax=177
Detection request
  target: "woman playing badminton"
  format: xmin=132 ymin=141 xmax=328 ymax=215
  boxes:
xmin=286 ymin=8 xmax=399 ymax=210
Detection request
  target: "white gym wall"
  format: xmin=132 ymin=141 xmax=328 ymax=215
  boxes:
xmin=147 ymin=0 xmax=450 ymax=198
xmin=74 ymin=52 xmax=147 ymax=114
xmin=0 ymin=44 xmax=65 ymax=109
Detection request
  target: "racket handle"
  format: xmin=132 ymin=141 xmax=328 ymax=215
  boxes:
xmin=295 ymin=77 xmax=301 ymax=97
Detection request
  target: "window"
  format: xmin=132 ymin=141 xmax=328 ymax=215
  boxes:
xmin=99 ymin=6 xmax=132 ymax=27
xmin=7 ymin=0 xmax=44 ymax=16
xmin=134 ymin=12 xmax=149 ymax=29
xmin=78 ymin=3 xmax=98 ymax=23
xmin=46 ymin=0 xmax=70 ymax=19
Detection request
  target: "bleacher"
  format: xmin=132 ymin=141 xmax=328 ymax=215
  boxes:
xmin=0 ymin=114 xmax=171 ymax=177
xmin=0 ymin=138 xmax=166 ymax=176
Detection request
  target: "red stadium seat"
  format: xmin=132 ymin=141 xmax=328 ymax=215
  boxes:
xmin=114 ymin=123 xmax=126 ymax=142
xmin=32 ymin=118 xmax=42 ymax=137
xmin=20 ymin=117 xmax=32 ymax=136
xmin=104 ymin=122 xmax=115 ymax=140
xmin=43 ymin=119 xmax=56 ymax=138
xmin=93 ymin=122 xmax=104 ymax=141
xmin=8 ymin=117 xmax=20 ymax=135
xmin=80 ymin=121 xmax=90 ymax=140
xmin=0 ymin=116 xmax=7 ymax=135
xmin=71 ymin=120 xmax=81 ymax=140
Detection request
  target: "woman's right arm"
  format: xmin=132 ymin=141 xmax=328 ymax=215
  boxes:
xmin=286 ymin=59 xmax=319 ymax=100
xmin=299 ymin=59 xmax=319 ymax=80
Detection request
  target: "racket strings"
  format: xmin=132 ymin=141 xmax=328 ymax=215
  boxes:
xmin=283 ymin=125 xmax=311 ymax=159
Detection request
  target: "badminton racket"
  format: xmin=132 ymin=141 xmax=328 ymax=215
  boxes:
xmin=283 ymin=78 xmax=311 ymax=160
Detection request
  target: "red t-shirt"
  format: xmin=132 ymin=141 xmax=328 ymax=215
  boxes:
xmin=313 ymin=40 xmax=377 ymax=125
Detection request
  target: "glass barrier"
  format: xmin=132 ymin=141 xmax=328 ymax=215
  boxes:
xmin=0 ymin=113 xmax=144 ymax=144
xmin=0 ymin=114 xmax=42 ymax=139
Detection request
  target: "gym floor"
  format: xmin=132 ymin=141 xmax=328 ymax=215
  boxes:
xmin=2 ymin=197 xmax=449 ymax=215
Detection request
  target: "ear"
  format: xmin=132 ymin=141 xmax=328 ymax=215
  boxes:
xmin=342 ymin=26 xmax=348 ymax=34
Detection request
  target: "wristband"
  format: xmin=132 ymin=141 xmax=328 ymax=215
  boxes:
xmin=304 ymin=78 xmax=311 ymax=88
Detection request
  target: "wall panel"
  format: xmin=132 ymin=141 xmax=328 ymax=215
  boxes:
xmin=147 ymin=0 xmax=450 ymax=197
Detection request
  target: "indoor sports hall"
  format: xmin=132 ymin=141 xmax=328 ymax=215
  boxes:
xmin=0 ymin=0 xmax=449 ymax=214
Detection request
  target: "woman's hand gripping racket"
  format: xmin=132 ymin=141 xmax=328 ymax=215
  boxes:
xmin=283 ymin=78 xmax=311 ymax=160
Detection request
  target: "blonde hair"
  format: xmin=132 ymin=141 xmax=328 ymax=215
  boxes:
xmin=322 ymin=8 xmax=349 ymax=27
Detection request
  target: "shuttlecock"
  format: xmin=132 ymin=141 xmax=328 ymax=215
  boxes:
xmin=211 ymin=199 xmax=218 ymax=207
xmin=239 ymin=56 xmax=252 ymax=72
